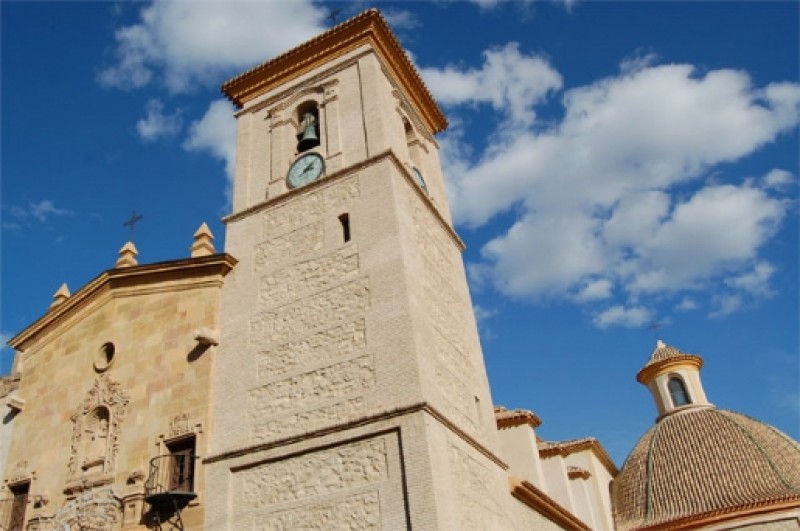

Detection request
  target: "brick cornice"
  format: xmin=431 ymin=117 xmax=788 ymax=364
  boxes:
xmin=221 ymin=9 xmax=447 ymax=135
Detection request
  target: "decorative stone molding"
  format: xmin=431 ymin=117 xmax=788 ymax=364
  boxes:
xmin=190 ymin=223 xmax=216 ymax=257
xmin=5 ymin=460 xmax=33 ymax=487
xmin=53 ymin=487 xmax=121 ymax=531
xmin=68 ymin=375 xmax=129 ymax=478
xmin=159 ymin=413 xmax=202 ymax=447
xmin=49 ymin=283 xmax=71 ymax=310
xmin=193 ymin=328 xmax=219 ymax=347
xmin=6 ymin=393 xmax=24 ymax=412
xmin=115 ymin=242 xmax=138 ymax=268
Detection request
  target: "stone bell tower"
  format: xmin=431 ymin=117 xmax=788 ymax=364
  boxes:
xmin=205 ymin=10 xmax=513 ymax=529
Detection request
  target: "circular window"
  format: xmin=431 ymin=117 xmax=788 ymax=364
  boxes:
xmin=94 ymin=342 xmax=116 ymax=372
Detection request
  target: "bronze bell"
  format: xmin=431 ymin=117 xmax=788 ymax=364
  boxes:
xmin=297 ymin=122 xmax=320 ymax=151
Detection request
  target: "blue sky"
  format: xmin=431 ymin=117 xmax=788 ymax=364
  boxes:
xmin=2 ymin=1 xmax=797 ymax=464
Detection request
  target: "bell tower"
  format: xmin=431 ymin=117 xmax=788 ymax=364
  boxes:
xmin=206 ymin=10 xmax=512 ymax=529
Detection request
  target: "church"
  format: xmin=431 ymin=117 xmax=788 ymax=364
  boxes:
xmin=1 ymin=9 xmax=798 ymax=530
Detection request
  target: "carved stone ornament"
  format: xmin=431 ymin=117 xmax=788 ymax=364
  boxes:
xmin=6 ymin=460 xmax=30 ymax=486
xmin=68 ymin=375 xmax=129 ymax=477
xmin=169 ymin=413 xmax=190 ymax=438
xmin=53 ymin=487 xmax=121 ymax=531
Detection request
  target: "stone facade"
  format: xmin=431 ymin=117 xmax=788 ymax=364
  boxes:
xmin=2 ymin=10 xmax=618 ymax=531
xmin=5 ymin=254 xmax=234 ymax=530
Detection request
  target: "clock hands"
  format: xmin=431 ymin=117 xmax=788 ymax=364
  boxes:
xmin=300 ymin=162 xmax=315 ymax=175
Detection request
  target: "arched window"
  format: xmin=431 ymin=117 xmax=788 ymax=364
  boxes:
xmin=296 ymin=101 xmax=320 ymax=152
xmin=668 ymin=377 xmax=691 ymax=407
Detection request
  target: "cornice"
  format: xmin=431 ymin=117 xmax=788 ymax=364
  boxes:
xmin=637 ymin=355 xmax=703 ymax=384
xmin=509 ymin=476 xmax=591 ymax=530
xmin=8 ymin=254 xmax=237 ymax=352
xmin=223 ymin=149 xmax=465 ymax=251
xmin=539 ymin=438 xmax=619 ymax=476
xmin=221 ymin=9 xmax=447 ymax=135
xmin=495 ymin=406 xmax=542 ymax=429
xmin=204 ymin=401 xmax=507 ymax=471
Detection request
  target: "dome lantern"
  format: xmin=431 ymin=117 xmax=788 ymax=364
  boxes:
xmin=636 ymin=339 xmax=712 ymax=420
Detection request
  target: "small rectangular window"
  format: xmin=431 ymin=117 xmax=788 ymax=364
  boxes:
xmin=339 ymin=213 xmax=351 ymax=243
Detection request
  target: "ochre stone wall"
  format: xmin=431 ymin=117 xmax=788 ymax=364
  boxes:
xmin=4 ymin=263 xmax=228 ymax=530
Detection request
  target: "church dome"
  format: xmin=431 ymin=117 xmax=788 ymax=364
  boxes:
xmin=612 ymin=407 xmax=800 ymax=530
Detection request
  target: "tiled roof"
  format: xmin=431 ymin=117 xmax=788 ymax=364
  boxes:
xmin=611 ymin=408 xmax=800 ymax=530
xmin=642 ymin=340 xmax=701 ymax=369
xmin=494 ymin=406 xmax=542 ymax=429
xmin=637 ymin=340 xmax=704 ymax=383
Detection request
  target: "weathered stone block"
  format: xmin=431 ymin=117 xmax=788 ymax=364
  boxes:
xmin=259 ymin=247 xmax=359 ymax=307
xmin=238 ymin=436 xmax=388 ymax=506
xmin=258 ymin=319 xmax=366 ymax=378
xmin=248 ymin=354 xmax=375 ymax=418
xmin=249 ymin=278 xmax=369 ymax=345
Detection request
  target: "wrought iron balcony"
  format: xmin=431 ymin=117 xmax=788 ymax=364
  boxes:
xmin=144 ymin=454 xmax=197 ymax=507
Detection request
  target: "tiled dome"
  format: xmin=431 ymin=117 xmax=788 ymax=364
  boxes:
xmin=611 ymin=408 xmax=800 ymax=530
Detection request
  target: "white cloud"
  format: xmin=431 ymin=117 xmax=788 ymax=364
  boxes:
xmin=424 ymin=54 xmax=800 ymax=320
xmin=99 ymin=0 xmax=327 ymax=93
xmin=420 ymin=43 xmax=562 ymax=128
xmin=424 ymin=53 xmax=800 ymax=323
xmin=31 ymin=200 xmax=74 ymax=222
xmin=725 ymin=261 xmax=776 ymax=297
xmin=709 ymin=294 xmax=743 ymax=318
xmin=593 ymin=305 xmax=652 ymax=329
xmin=473 ymin=305 xmax=497 ymax=323
xmin=574 ymin=278 xmax=613 ymax=302
xmin=183 ymin=99 xmax=238 ymax=203
xmin=625 ymin=185 xmax=785 ymax=293
xmin=381 ymin=9 xmax=420 ymax=30
xmin=675 ymin=297 xmax=698 ymax=311
xmin=8 ymin=200 xmax=75 ymax=224
xmin=763 ymin=168 xmax=794 ymax=190
xmin=136 ymin=99 xmax=183 ymax=141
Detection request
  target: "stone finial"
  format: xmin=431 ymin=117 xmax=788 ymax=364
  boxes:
xmin=49 ymin=283 xmax=71 ymax=309
xmin=191 ymin=222 xmax=216 ymax=257
xmin=116 ymin=242 xmax=139 ymax=268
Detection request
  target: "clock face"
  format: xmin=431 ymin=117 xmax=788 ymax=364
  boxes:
xmin=412 ymin=167 xmax=428 ymax=193
xmin=287 ymin=153 xmax=325 ymax=189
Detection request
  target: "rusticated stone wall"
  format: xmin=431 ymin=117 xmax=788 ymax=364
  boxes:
xmin=225 ymin=432 xmax=407 ymax=529
xmin=409 ymin=184 xmax=498 ymax=445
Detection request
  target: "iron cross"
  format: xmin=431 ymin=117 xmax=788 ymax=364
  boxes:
xmin=123 ymin=210 xmax=143 ymax=242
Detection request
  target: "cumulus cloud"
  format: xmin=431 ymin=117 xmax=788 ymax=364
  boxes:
xmin=99 ymin=0 xmax=327 ymax=93
xmin=183 ymin=99 xmax=238 ymax=204
xmin=763 ymin=168 xmax=795 ymax=190
xmin=136 ymin=99 xmax=183 ymax=141
xmin=420 ymin=43 xmax=562 ymax=128
xmin=725 ymin=261 xmax=776 ymax=297
xmin=574 ymin=278 xmax=613 ymax=302
xmin=422 ymin=55 xmax=800 ymax=325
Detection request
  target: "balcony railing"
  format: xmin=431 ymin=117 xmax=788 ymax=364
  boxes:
xmin=145 ymin=454 xmax=197 ymax=506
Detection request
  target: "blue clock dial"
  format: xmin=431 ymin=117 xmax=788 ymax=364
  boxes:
xmin=287 ymin=153 xmax=325 ymax=189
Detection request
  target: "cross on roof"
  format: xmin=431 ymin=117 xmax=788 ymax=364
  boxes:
xmin=123 ymin=210 xmax=143 ymax=242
